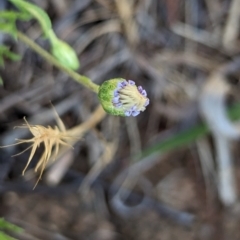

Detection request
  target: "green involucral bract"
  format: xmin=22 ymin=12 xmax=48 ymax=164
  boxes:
xmin=98 ymin=78 xmax=126 ymax=116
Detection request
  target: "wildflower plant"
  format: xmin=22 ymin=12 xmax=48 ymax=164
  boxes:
xmin=0 ymin=0 xmax=149 ymax=185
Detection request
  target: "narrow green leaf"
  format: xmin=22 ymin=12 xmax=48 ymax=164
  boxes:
xmin=0 ymin=57 xmax=4 ymax=67
xmin=4 ymin=50 xmax=21 ymax=61
xmin=0 ymin=45 xmax=21 ymax=65
xmin=9 ymin=0 xmax=52 ymax=37
xmin=0 ymin=231 xmax=16 ymax=240
xmin=0 ymin=76 xmax=3 ymax=86
xmin=0 ymin=11 xmax=31 ymax=21
xmin=0 ymin=22 xmax=18 ymax=39
xmin=0 ymin=11 xmax=19 ymax=20
xmin=0 ymin=218 xmax=22 ymax=233
xmin=138 ymin=102 xmax=240 ymax=160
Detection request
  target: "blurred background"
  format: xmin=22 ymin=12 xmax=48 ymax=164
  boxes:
xmin=1 ymin=0 xmax=240 ymax=239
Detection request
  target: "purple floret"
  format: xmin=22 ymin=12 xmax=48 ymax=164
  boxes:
xmin=125 ymin=111 xmax=132 ymax=116
xmin=114 ymin=102 xmax=122 ymax=108
xmin=131 ymin=105 xmax=137 ymax=110
xmin=141 ymin=90 xmax=147 ymax=97
xmin=138 ymin=86 xmax=143 ymax=92
xmin=112 ymin=96 xmax=119 ymax=104
xmin=132 ymin=111 xmax=140 ymax=116
xmin=112 ymin=80 xmax=149 ymax=117
xmin=128 ymin=80 xmax=135 ymax=85
xmin=122 ymin=81 xmax=128 ymax=87
xmin=124 ymin=106 xmax=139 ymax=117
xmin=137 ymin=86 xmax=147 ymax=97
xmin=117 ymin=82 xmax=125 ymax=90
xmin=114 ymin=90 xmax=119 ymax=97
xmin=144 ymin=98 xmax=150 ymax=106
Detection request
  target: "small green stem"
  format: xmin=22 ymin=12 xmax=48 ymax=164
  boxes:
xmin=17 ymin=31 xmax=99 ymax=93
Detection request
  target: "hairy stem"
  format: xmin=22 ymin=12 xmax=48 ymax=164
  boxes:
xmin=17 ymin=31 xmax=99 ymax=93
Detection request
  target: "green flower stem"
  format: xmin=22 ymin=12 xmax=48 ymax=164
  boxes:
xmin=17 ymin=31 xmax=99 ymax=93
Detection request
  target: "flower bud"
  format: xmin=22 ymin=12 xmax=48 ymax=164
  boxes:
xmin=51 ymin=38 xmax=80 ymax=70
xmin=98 ymin=78 xmax=149 ymax=117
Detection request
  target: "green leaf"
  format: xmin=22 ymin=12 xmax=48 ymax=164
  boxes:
xmin=0 ymin=11 xmax=31 ymax=21
xmin=0 ymin=218 xmax=22 ymax=233
xmin=137 ymin=102 xmax=240 ymax=161
xmin=0 ymin=56 xmax=4 ymax=67
xmin=0 ymin=45 xmax=21 ymax=66
xmin=0 ymin=11 xmax=19 ymax=21
xmin=4 ymin=50 xmax=21 ymax=61
xmin=0 ymin=231 xmax=16 ymax=240
xmin=0 ymin=11 xmax=31 ymax=39
xmin=0 ymin=76 xmax=3 ymax=86
xmin=9 ymin=0 xmax=52 ymax=37
xmin=0 ymin=22 xmax=18 ymax=39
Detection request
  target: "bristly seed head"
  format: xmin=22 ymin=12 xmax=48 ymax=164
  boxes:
xmin=112 ymin=80 xmax=149 ymax=117
xmin=0 ymin=110 xmax=75 ymax=188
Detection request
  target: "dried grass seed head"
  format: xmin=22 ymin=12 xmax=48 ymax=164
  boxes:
xmin=2 ymin=112 xmax=75 ymax=187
